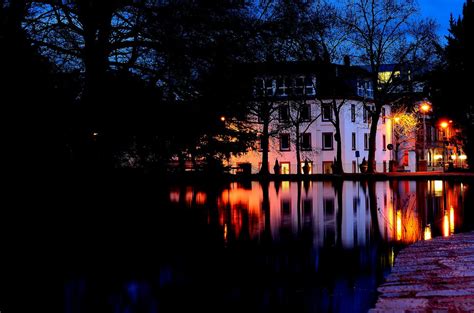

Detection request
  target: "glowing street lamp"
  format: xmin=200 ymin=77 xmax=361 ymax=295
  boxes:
xmin=419 ymin=101 xmax=431 ymax=161
xmin=439 ymin=120 xmax=450 ymax=170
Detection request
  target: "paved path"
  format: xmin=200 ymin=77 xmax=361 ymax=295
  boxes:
xmin=370 ymin=232 xmax=474 ymax=313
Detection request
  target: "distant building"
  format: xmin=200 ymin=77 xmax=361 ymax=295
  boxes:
xmin=229 ymin=61 xmax=393 ymax=174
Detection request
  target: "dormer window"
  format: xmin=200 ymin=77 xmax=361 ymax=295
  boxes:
xmin=294 ymin=77 xmax=304 ymax=95
xmin=357 ymin=80 xmax=374 ymax=98
xmin=305 ymin=76 xmax=316 ymax=95
xmin=265 ymin=79 xmax=275 ymax=96
xmin=276 ymin=78 xmax=288 ymax=96
xmin=255 ymin=78 xmax=264 ymax=97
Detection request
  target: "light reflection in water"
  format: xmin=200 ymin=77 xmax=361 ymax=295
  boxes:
xmin=424 ymin=224 xmax=432 ymax=240
xmin=164 ymin=180 xmax=468 ymax=313
xmin=64 ymin=180 xmax=472 ymax=313
xmin=450 ymin=206 xmax=455 ymax=234
xmin=443 ymin=212 xmax=450 ymax=237
xmin=170 ymin=180 xmax=466 ymax=246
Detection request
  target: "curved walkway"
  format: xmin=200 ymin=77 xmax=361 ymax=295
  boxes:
xmin=370 ymin=232 xmax=474 ymax=312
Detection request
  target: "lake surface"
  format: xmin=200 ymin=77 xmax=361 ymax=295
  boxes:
xmin=63 ymin=179 xmax=474 ymax=313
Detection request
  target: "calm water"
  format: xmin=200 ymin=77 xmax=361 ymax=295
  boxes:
xmin=63 ymin=179 xmax=474 ymax=313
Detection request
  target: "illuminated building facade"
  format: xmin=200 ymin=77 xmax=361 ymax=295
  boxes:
xmin=229 ymin=62 xmax=392 ymax=174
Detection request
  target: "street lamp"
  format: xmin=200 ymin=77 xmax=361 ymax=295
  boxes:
xmin=440 ymin=120 xmax=449 ymax=170
xmin=419 ymin=101 xmax=431 ymax=162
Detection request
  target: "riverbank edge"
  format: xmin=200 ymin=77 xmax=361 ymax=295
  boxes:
xmin=58 ymin=169 xmax=474 ymax=183
xmin=369 ymin=231 xmax=474 ymax=312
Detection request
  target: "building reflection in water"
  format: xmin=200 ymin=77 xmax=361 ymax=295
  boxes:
xmin=170 ymin=180 xmax=465 ymax=247
xmin=65 ymin=180 xmax=470 ymax=313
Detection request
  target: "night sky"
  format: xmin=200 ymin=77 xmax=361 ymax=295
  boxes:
xmin=418 ymin=0 xmax=465 ymax=37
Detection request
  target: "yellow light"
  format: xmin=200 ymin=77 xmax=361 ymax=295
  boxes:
xmin=220 ymin=116 xmax=226 ymax=122
xmin=443 ymin=213 xmax=450 ymax=237
xmin=394 ymin=117 xmax=400 ymax=123
xmin=450 ymin=206 xmax=454 ymax=234
xmin=424 ymin=225 xmax=432 ymax=240
xmin=459 ymin=154 xmax=467 ymax=160
xmin=434 ymin=180 xmax=443 ymax=193
xmin=420 ymin=102 xmax=431 ymax=113
xmin=440 ymin=121 xmax=448 ymax=129
xmin=224 ymin=223 xmax=228 ymax=242
xmin=434 ymin=155 xmax=443 ymax=160
xmin=396 ymin=210 xmax=402 ymax=241
xmin=451 ymin=154 xmax=457 ymax=160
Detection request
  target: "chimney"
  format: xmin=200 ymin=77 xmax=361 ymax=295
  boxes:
xmin=344 ymin=55 xmax=350 ymax=67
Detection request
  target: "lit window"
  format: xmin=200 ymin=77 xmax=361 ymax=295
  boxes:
xmin=378 ymin=71 xmax=400 ymax=84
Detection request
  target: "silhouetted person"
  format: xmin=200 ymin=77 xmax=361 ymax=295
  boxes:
xmin=273 ymin=159 xmax=281 ymax=174
xmin=360 ymin=157 xmax=368 ymax=173
xmin=303 ymin=159 xmax=310 ymax=175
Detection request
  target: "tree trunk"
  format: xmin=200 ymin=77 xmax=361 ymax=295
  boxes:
xmin=334 ymin=109 xmax=344 ymax=174
xmin=259 ymin=107 xmax=270 ymax=176
xmin=368 ymin=180 xmax=382 ymax=242
xmin=295 ymin=126 xmax=301 ymax=175
xmin=368 ymin=106 xmax=382 ymax=173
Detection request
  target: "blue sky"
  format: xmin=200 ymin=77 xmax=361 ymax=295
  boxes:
xmin=418 ymin=0 xmax=466 ymax=37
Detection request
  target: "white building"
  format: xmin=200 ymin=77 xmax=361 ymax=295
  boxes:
xmin=230 ymin=62 xmax=393 ymax=174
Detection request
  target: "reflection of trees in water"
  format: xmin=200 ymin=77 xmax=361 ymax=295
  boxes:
xmin=168 ymin=179 xmax=468 ymax=248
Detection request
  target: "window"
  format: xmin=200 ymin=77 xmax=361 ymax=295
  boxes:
xmin=305 ymin=76 xmax=316 ymax=95
xmin=364 ymin=133 xmax=369 ymax=150
xmin=255 ymin=78 xmax=264 ymax=97
xmin=322 ymin=133 xmax=333 ymax=150
xmin=366 ymin=81 xmax=374 ymax=98
xmin=276 ymin=78 xmax=287 ymax=96
xmin=382 ymin=135 xmax=386 ymax=151
xmin=322 ymin=104 xmax=332 ymax=121
xmin=300 ymin=161 xmax=313 ymax=174
xmin=279 ymin=105 xmax=289 ymax=122
xmin=363 ymin=107 xmax=368 ymax=123
xmin=280 ymin=134 xmax=291 ymax=151
xmin=351 ymin=104 xmax=356 ymax=122
xmin=258 ymin=136 xmax=268 ymax=152
xmin=324 ymin=198 xmax=335 ymax=217
xmin=294 ymin=77 xmax=304 ymax=95
xmin=281 ymin=199 xmax=291 ymax=215
xmin=357 ymin=81 xmax=365 ymax=97
xmin=265 ymin=79 xmax=274 ymax=96
xmin=301 ymin=133 xmax=312 ymax=151
xmin=357 ymin=80 xmax=374 ymax=98
xmin=301 ymin=103 xmax=311 ymax=121
xmin=382 ymin=107 xmax=386 ymax=124
xmin=280 ymin=162 xmax=290 ymax=174
xmin=352 ymin=132 xmax=356 ymax=150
